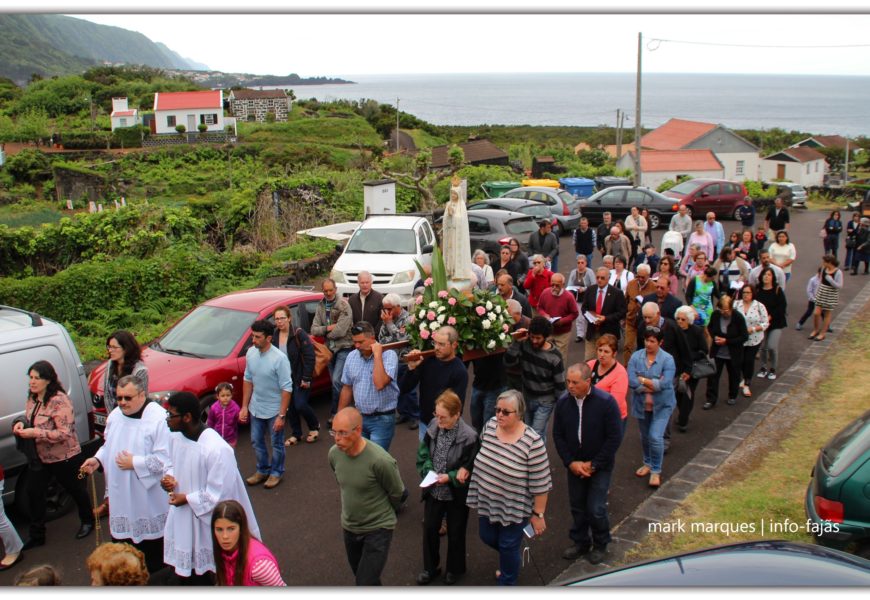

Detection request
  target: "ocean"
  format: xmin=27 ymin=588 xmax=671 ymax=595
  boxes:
xmin=276 ymin=72 xmax=870 ymax=137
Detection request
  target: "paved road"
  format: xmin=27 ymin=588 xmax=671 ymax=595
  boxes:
xmin=3 ymin=207 xmax=866 ymax=586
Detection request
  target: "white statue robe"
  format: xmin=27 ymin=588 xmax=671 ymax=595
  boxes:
xmin=163 ymin=428 xmax=261 ymax=576
xmin=442 ymin=187 xmax=472 ymax=281
xmin=94 ymin=401 xmax=172 ymax=542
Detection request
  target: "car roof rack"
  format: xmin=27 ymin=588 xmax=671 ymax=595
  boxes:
xmin=0 ymin=304 xmax=44 ymax=327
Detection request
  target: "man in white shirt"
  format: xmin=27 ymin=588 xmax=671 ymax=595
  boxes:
xmin=704 ymin=212 xmax=725 ymax=257
xmin=669 ymin=205 xmax=693 ymax=245
xmin=158 ymin=392 xmax=260 ymax=585
xmin=81 ymin=374 xmax=172 ymax=574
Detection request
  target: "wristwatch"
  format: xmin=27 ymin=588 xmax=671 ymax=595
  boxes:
xmin=532 ymin=511 xmax=545 ymax=519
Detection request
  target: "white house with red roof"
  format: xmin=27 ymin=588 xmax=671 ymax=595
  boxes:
xmin=616 ymin=149 xmax=724 ymax=189
xmin=631 ymin=118 xmax=760 ymax=183
xmin=152 ymin=90 xmax=226 ymax=134
xmin=760 ymin=146 xmax=826 ymax=187
xmin=110 ymin=97 xmax=140 ymax=131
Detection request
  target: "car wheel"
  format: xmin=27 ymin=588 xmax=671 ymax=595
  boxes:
xmin=14 ymin=469 xmax=75 ymax=522
xmin=199 ymin=394 xmax=217 ymax=424
xmin=731 ymin=206 xmax=743 ymax=221
xmin=647 ymin=213 xmax=661 ymax=230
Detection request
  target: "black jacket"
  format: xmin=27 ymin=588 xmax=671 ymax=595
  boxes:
xmin=641 ymin=292 xmax=682 ymax=321
xmin=271 ymin=328 xmax=315 ymax=386
xmin=573 ymin=227 xmax=596 ymax=255
xmin=581 ymin=284 xmax=627 ymax=340
xmin=706 ymin=309 xmax=748 ymax=364
xmin=553 ymin=387 xmax=623 ymax=472
xmin=348 ymin=290 xmax=384 ymax=337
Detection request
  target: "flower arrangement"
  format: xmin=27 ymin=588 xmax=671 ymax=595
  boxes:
xmin=409 ymin=245 xmax=514 ymax=355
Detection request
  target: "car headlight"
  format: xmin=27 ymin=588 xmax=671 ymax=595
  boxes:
xmin=391 ymin=270 xmax=415 ymax=285
xmin=330 ymin=269 xmax=346 ymax=284
xmin=148 ymin=391 xmax=180 ymax=406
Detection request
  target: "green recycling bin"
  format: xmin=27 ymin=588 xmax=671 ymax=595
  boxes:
xmin=481 ymin=181 xmax=521 ymax=198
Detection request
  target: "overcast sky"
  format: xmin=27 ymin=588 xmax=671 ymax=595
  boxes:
xmin=9 ymin=1 xmax=870 ymax=77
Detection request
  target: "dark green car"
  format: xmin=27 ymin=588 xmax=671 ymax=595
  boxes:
xmin=805 ymin=409 xmax=870 ymax=558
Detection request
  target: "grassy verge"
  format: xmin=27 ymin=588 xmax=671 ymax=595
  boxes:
xmin=621 ymin=306 xmax=870 ymax=563
xmin=0 ymin=203 xmax=64 ymax=227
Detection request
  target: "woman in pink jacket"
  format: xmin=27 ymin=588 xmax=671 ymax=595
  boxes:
xmin=586 ymin=334 xmax=629 ymax=435
xmin=213 ymin=500 xmax=285 ymax=586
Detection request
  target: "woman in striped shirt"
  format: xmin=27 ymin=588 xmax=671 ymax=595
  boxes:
xmin=466 ymin=390 xmax=552 ymax=586
xmin=212 ymin=500 xmax=285 ymax=587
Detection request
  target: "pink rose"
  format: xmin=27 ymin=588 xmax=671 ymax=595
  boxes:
xmin=503 ymin=324 xmax=510 ymax=332
xmin=438 ymin=290 xmax=449 ymax=298
xmin=424 ymin=277 xmax=434 ymax=286
xmin=447 ymin=317 xmax=457 ymax=325
xmin=420 ymin=329 xmax=431 ymax=340
xmin=415 ymin=296 xmax=423 ymax=305
xmin=448 ymin=297 xmax=457 ymax=306
xmin=475 ymin=306 xmax=486 ymax=316
xmin=427 ymin=310 xmax=437 ymax=320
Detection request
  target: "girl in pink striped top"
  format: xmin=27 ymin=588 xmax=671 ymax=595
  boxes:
xmin=212 ymin=500 xmax=285 ymax=586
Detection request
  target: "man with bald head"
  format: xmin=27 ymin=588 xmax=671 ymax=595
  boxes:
xmin=603 ymin=226 xmax=632 ymax=262
xmin=536 ymin=272 xmax=579 ymax=362
xmin=328 ymin=407 xmax=405 ymax=586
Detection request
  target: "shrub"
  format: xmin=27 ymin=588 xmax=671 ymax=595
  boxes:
xmin=197 ymin=123 xmax=208 ymax=133
xmin=175 ymin=124 xmax=186 ymax=133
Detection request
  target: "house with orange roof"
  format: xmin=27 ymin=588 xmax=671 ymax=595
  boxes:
xmin=635 ymin=118 xmax=760 ymax=182
xmin=152 ymin=90 xmax=226 ymax=135
xmin=110 ymin=97 xmax=140 ymax=132
xmin=760 ymin=146 xmax=826 ymax=187
xmin=616 ymin=149 xmax=724 ymax=189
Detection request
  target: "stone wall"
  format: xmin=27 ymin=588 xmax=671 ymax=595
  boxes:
xmin=54 ymin=167 xmax=108 ymax=204
xmin=230 ymin=98 xmax=291 ymax=122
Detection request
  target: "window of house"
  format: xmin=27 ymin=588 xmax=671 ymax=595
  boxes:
xmin=119 ymin=118 xmax=127 ymax=127
xmin=167 ymin=115 xmax=177 ymax=127
xmin=736 ymin=160 xmax=745 ymax=175
xmin=815 ymin=162 xmax=820 ymax=172
xmin=200 ymin=113 xmax=218 ymax=125
xmin=806 ymin=164 xmax=810 ymax=174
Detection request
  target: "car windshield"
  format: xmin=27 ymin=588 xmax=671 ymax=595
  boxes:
xmin=345 ymin=228 xmax=417 ymax=254
xmin=822 ymin=411 xmax=870 ymax=476
xmin=506 ymin=219 xmax=539 ymax=236
xmin=668 ymin=180 xmax=705 ymax=196
xmin=156 ymin=305 xmax=258 ymax=359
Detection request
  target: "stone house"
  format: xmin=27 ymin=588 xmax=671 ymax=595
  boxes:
xmin=228 ymin=89 xmax=292 ymax=122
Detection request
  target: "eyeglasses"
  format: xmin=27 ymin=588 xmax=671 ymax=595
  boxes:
xmin=165 ymin=411 xmax=182 ymax=421
xmin=328 ymin=428 xmax=358 ymax=438
xmin=494 ymin=408 xmax=517 ymax=416
xmin=596 ymin=275 xmax=608 ymax=281
xmin=106 ymin=344 xmax=122 ymax=350
xmin=350 ymin=325 xmax=366 ymax=335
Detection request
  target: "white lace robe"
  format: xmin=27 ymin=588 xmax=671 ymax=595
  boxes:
xmin=94 ymin=401 xmax=172 ymax=542
xmin=162 ymin=428 xmax=261 ymax=576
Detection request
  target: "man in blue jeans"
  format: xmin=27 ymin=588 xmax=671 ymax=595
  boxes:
xmin=338 ymin=321 xmax=400 ymax=452
xmin=240 ymin=319 xmax=293 ymax=490
xmin=552 ymin=363 xmax=623 ymax=565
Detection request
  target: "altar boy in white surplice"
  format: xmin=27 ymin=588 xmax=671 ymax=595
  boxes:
xmin=80 ymin=374 xmax=173 ymax=574
xmin=160 ymin=391 xmax=261 ymax=584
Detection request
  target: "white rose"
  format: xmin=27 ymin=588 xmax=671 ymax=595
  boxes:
xmin=418 ymin=309 xmax=426 ymax=319
xmin=419 ymin=323 xmax=428 ymax=332
xmin=487 ymin=340 xmax=496 ymax=349
xmin=430 ymin=322 xmax=441 ymax=331
xmin=499 ymin=332 xmax=506 ymax=341
xmin=488 ymin=312 xmax=495 ymax=320
xmin=437 ymin=314 xmax=446 ymax=324
xmin=494 ymin=305 xmax=502 ymax=314
xmin=437 ymin=305 xmax=446 ymax=313
xmin=482 ymin=319 xmax=491 ymax=329
xmin=486 ymin=301 xmax=493 ymax=310
xmin=429 ymin=301 xmax=439 ymax=308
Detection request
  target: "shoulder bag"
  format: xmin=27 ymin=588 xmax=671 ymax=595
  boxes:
xmin=691 ymin=356 xmax=717 ymax=379
xmin=296 ymin=328 xmax=332 ymax=378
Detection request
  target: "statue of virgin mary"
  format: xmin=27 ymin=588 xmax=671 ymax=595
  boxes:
xmin=441 ymin=176 xmax=472 ymax=282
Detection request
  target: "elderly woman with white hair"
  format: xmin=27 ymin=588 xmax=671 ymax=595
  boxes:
xmin=472 ymin=249 xmax=495 ymax=287
xmin=672 ymin=305 xmax=708 ymax=433
xmin=466 ymin=389 xmax=552 ymax=585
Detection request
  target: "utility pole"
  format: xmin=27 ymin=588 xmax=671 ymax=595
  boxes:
xmin=615 ymin=109 xmax=622 ymax=159
xmin=396 ymin=97 xmax=400 ymax=154
xmin=844 ymin=137 xmax=850 ymax=184
xmin=634 ymin=32 xmax=643 ymax=187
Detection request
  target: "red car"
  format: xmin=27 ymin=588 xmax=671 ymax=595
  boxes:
xmin=662 ymin=178 xmax=748 ymax=220
xmin=88 ymin=288 xmax=330 ymax=433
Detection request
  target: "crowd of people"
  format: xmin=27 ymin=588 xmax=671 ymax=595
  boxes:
xmin=1 ymin=197 xmax=862 ymax=587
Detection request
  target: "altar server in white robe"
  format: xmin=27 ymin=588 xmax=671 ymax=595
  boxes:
xmin=160 ymin=391 xmax=261 ymax=585
xmin=81 ymin=374 xmax=172 ymax=574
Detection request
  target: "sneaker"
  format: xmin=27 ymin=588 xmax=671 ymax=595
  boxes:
xmin=246 ymin=472 xmax=268 ymax=486
xmin=587 ymin=547 xmax=607 ymax=565
xmin=757 ymin=368 xmax=768 ymax=378
xmin=702 ymin=401 xmax=714 ymax=410
xmin=395 ymin=414 xmax=409 ymax=424
xmin=726 ymin=398 xmax=736 ymax=405
xmin=795 ymin=323 xmax=803 ymax=331
xmin=408 ymin=420 xmax=419 ymax=430
xmin=742 ymin=385 xmax=752 ymax=397
xmin=263 ymin=475 xmax=282 ymax=489
xmin=562 ymin=545 xmax=591 ymax=560
xmin=767 ymin=370 xmax=777 ymax=380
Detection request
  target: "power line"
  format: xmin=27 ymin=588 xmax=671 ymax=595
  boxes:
xmin=648 ymin=38 xmax=870 ymax=50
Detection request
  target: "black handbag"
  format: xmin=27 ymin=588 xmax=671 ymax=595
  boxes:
xmin=691 ymin=356 xmax=717 ymax=379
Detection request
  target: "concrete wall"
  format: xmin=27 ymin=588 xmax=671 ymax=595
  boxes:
xmin=759 ymin=159 xmax=825 ymax=187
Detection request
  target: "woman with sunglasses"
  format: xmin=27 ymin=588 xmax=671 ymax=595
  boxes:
xmin=466 ymin=390 xmax=551 ymax=585
xmin=627 ymin=327 xmax=676 ymax=488
xmin=654 ymin=255 xmax=679 ymax=295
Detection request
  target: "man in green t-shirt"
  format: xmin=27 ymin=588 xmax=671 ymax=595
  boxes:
xmin=328 ymin=407 xmax=405 ymax=585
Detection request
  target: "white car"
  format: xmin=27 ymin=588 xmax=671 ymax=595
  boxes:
xmin=330 ymin=215 xmax=436 ymax=299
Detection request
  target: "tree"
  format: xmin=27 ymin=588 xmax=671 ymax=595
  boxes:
xmin=375 ymin=146 xmax=464 ymax=211
xmin=5 ymin=148 xmax=52 ymax=183
xmin=16 ymin=108 xmax=50 ymax=143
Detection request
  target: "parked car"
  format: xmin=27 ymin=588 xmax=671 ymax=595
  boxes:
xmin=329 ymin=215 xmax=435 ymax=300
xmin=662 ymin=178 xmax=748 ymax=220
xmin=468 ymin=197 xmax=560 ymax=235
xmin=88 ymin=288 xmax=331 ymax=434
xmin=805 ymin=408 xmax=870 ymax=558
xmin=575 ymin=186 xmax=680 ymax=229
xmin=762 ymin=181 xmax=808 ymax=208
xmin=558 ymin=540 xmax=870 ymax=586
xmin=1 ymin=305 xmax=99 ymax=519
xmin=594 ymin=175 xmax=634 ymax=190
xmin=498 ymin=186 xmax=582 ymax=234
xmin=435 ymin=209 xmax=538 ymax=264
